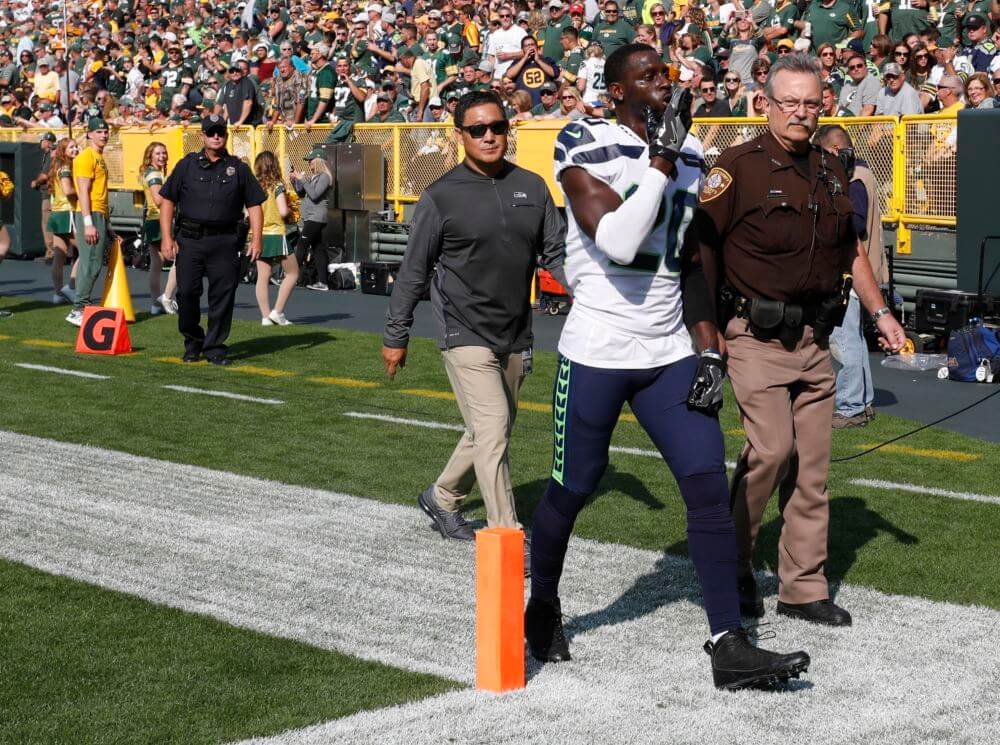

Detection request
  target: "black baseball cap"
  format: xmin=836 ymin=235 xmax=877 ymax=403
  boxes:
xmin=201 ymin=114 xmax=228 ymax=134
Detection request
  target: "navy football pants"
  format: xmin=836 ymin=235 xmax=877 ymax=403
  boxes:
xmin=530 ymin=355 xmax=742 ymax=635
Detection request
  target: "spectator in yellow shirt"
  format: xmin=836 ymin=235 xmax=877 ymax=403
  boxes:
xmin=33 ymin=56 xmax=60 ymax=102
xmin=66 ymin=117 xmax=113 ymax=327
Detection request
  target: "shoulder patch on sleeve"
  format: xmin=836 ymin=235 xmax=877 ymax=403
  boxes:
xmin=556 ymin=120 xmax=596 ymax=153
xmin=699 ymin=167 xmax=733 ymax=204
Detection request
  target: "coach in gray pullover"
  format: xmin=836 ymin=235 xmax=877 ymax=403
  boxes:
xmin=382 ymin=91 xmax=565 ymax=545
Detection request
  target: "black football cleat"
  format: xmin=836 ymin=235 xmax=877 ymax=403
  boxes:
xmin=525 ymin=597 xmax=571 ymax=663
xmin=777 ymin=599 xmax=852 ymax=627
xmin=704 ymin=630 xmax=810 ymax=691
xmin=738 ymin=575 xmax=764 ymax=618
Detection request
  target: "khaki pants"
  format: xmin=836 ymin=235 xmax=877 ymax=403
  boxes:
xmin=40 ymin=197 xmax=54 ymax=259
xmin=434 ymin=345 xmax=525 ymax=528
xmin=725 ymin=317 xmax=835 ymax=604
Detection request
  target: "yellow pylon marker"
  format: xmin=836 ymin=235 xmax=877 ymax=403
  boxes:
xmin=100 ymin=239 xmax=136 ymax=322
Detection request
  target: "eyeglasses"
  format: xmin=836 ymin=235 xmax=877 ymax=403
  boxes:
xmin=460 ymin=120 xmax=510 ymax=137
xmin=769 ymin=97 xmax=821 ymax=114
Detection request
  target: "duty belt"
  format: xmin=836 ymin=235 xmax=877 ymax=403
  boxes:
xmin=721 ymin=285 xmax=850 ymax=344
xmin=178 ymin=219 xmax=239 ymax=238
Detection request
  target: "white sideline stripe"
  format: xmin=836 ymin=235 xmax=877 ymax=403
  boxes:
xmin=14 ymin=363 xmax=110 ymax=380
xmin=343 ymin=410 xmax=737 ymax=467
xmin=162 ymin=384 xmax=283 ymax=405
xmin=343 ymin=411 xmax=465 ymax=432
xmin=850 ymin=478 xmax=1000 ymax=506
xmin=0 ymin=431 xmax=998 ymax=745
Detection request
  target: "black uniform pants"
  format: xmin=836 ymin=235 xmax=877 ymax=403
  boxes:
xmin=175 ymin=232 xmax=242 ymax=360
xmin=295 ymin=220 xmax=329 ymax=284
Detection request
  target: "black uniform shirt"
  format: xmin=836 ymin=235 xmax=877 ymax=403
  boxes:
xmin=159 ymin=149 xmax=266 ymax=227
xmin=691 ymin=131 xmax=857 ymax=304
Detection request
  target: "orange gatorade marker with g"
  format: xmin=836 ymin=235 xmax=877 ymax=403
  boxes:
xmin=475 ymin=528 xmax=525 ymax=693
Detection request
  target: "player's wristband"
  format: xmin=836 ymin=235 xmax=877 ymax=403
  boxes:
xmin=83 ymin=215 xmax=94 ymax=227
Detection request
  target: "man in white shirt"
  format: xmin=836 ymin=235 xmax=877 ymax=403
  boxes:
xmin=486 ymin=5 xmax=528 ymax=79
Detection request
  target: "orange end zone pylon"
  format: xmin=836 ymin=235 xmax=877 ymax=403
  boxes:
xmin=475 ymin=527 xmax=526 ymax=693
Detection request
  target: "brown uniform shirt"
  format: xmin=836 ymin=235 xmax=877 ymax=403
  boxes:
xmin=692 ymin=131 xmax=858 ymax=304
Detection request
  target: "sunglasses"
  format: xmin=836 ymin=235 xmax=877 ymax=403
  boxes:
xmin=560 ymin=95 xmax=576 ymax=100
xmin=994 ymin=78 xmax=1000 ymax=84
xmin=204 ymin=128 xmax=227 ymax=137
xmin=820 ymin=50 xmax=834 ymax=56
xmin=848 ymin=63 xmax=865 ymax=70
xmin=499 ymin=13 xmax=512 ymax=17
xmin=651 ymin=10 xmax=665 ymax=15
xmin=777 ymin=48 xmax=791 ymax=54
xmin=894 ymin=51 xmax=909 ymax=57
xmin=701 ymin=86 xmax=715 ymax=92
xmin=460 ymin=119 xmax=510 ymax=137
xmin=724 ymin=76 xmax=739 ymax=82
xmin=914 ymin=52 xmax=928 ymax=59
xmin=541 ymin=89 xmax=555 ymax=95
xmin=884 ymin=73 xmax=899 ymax=80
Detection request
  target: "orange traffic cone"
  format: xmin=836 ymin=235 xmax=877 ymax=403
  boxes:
xmin=100 ymin=239 xmax=136 ymax=322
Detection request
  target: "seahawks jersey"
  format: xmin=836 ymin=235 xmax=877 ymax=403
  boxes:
xmin=553 ymin=117 xmax=705 ymax=369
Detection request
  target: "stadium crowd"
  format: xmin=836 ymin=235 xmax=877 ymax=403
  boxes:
xmin=0 ymin=0 xmax=996 ymax=133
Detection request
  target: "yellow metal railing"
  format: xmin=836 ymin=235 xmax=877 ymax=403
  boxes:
xmin=7 ymin=113 xmax=956 ymax=228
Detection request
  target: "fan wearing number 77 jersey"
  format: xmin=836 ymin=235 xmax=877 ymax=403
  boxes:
xmin=525 ymin=43 xmax=812 ymax=691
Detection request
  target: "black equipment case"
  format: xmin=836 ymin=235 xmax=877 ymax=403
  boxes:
xmin=914 ymin=236 xmax=1000 ymax=335
xmin=360 ymin=261 xmax=401 ymax=296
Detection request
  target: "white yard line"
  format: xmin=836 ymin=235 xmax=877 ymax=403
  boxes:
xmin=161 ymin=384 xmax=284 ymax=405
xmin=849 ymin=478 xmax=1000 ymax=506
xmin=0 ymin=431 xmax=997 ymax=745
xmin=14 ymin=363 xmax=110 ymax=380
xmin=343 ymin=411 xmax=465 ymax=432
xmin=343 ymin=410 xmax=733 ymax=465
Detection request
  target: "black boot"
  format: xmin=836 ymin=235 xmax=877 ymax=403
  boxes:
xmin=704 ymin=630 xmax=810 ymax=690
xmin=525 ymin=597 xmax=571 ymax=663
xmin=777 ymin=599 xmax=852 ymax=627
xmin=738 ymin=575 xmax=764 ymax=618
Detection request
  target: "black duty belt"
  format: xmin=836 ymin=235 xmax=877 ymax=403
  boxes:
xmin=178 ymin=220 xmax=238 ymax=238
xmin=721 ymin=284 xmax=850 ymax=344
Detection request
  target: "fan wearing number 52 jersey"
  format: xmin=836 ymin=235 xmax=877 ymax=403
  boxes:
xmin=526 ymin=44 xmax=811 ymax=691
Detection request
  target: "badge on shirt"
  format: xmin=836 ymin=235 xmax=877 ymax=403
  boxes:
xmin=226 ymin=166 xmax=236 ymax=176
xmin=699 ymin=167 xmax=733 ymax=204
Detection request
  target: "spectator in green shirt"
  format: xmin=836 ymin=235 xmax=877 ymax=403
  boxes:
xmin=539 ymin=0 xmax=574 ymax=60
xmin=593 ymin=0 xmax=636 ymax=57
xmin=798 ymin=0 xmax=861 ymax=49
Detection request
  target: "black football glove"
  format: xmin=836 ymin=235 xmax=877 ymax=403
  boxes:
xmin=687 ymin=350 xmax=725 ymax=414
xmin=645 ymin=87 xmax=693 ymax=164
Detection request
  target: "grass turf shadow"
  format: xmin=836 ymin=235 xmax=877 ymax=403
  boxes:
xmin=226 ymin=331 xmax=336 ymax=360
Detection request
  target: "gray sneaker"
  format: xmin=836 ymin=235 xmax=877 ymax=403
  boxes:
xmin=418 ymin=486 xmax=475 ymax=541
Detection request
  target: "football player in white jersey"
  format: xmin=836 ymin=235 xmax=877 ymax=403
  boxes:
xmin=526 ymin=44 xmax=811 ymax=690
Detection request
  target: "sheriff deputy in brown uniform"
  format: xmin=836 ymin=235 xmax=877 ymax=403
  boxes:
xmin=681 ymin=53 xmax=906 ymax=627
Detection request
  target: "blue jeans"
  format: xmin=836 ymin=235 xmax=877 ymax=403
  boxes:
xmin=830 ymin=293 xmax=872 ymax=417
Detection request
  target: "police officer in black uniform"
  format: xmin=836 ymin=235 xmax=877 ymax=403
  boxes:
xmin=159 ymin=115 xmax=266 ymax=365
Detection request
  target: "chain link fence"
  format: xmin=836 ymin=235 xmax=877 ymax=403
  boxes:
xmin=900 ymin=114 xmax=958 ymax=224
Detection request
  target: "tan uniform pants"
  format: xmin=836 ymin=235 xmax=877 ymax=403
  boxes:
xmin=725 ymin=318 xmax=836 ymax=604
xmin=434 ymin=345 xmax=524 ymax=528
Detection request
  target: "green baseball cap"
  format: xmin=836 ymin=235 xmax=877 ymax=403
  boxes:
xmin=87 ymin=116 xmax=109 ymax=131
xmin=303 ymin=148 xmax=325 ymax=161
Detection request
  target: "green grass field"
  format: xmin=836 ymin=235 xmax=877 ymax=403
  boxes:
xmin=1 ymin=297 xmax=999 ymax=742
